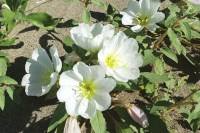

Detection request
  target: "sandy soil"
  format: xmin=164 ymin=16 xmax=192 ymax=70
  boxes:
xmin=0 ymin=0 xmax=128 ymax=132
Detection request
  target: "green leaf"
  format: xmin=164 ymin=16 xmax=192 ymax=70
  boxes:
xmin=0 ymin=76 xmax=17 ymax=85
xmin=144 ymin=83 xmax=156 ymax=94
xmin=150 ymin=101 xmax=172 ymax=114
xmin=160 ymin=47 xmax=178 ymax=63
xmin=2 ymin=9 xmax=16 ymax=32
xmin=180 ymin=21 xmax=191 ymax=40
xmin=186 ymin=103 xmax=200 ymax=131
xmin=0 ymin=88 xmax=5 ymax=110
xmin=6 ymin=86 xmax=14 ymax=100
xmin=154 ymin=59 xmax=164 ymax=75
xmin=107 ymin=4 xmax=115 ymax=15
xmin=114 ymin=120 xmax=134 ymax=133
xmin=0 ymin=52 xmax=7 ymax=57
xmin=47 ymin=103 xmax=68 ymax=132
xmin=90 ymin=111 xmax=107 ymax=133
xmin=63 ymin=36 xmax=74 ymax=47
xmin=91 ymin=0 xmax=107 ymax=9
xmin=0 ymin=38 xmax=16 ymax=47
xmin=164 ymin=14 xmax=177 ymax=27
xmin=82 ymin=8 xmax=91 ymax=23
xmin=26 ymin=12 xmax=59 ymax=30
xmin=141 ymin=72 xmax=169 ymax=83
xmin=143 ymin=49 xmax=157 ymax=66
xmin=167 ymin=28 xmax=183 ymax=55
xmin=0 ymin=58 xmax=7 ymax=76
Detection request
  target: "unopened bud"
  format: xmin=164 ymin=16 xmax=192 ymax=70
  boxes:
xmin=64 ymin=117 xmax=81 ymax=133
xmin=127 ymin=105 xmax=149 ymax=128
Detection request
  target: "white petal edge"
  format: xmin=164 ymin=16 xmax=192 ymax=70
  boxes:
xmin=50 ymin=46 xmax=62 ymax=73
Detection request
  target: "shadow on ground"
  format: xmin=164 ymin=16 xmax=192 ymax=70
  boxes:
xmin=0 ymin=57 xmax=58 ymax=133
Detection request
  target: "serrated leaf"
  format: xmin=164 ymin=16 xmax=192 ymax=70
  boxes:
xmin=26 ymin=12 xmax=59 ymax=30
xmin=6 ymin=86 xmax=14 ymax=100
xmin=141 ymin=72 xmax=169 ymax=83
xmin=82 ymin=8 xmax=91 ymax=23
xmin=47 ymin=103 xmax=68 ymax=132
xmin=0 ymin=58 xmax=7 ymax=76
xmin=0 ymin=76 xmax=17 ymax=85
xmin=90 ymin=111 xmax=106 ymax=133
xmin=180 ymin=21 xmax=191 ymax=40
xmin=167 ymin=28 xmax=183 ymax=55
xmin=0 ymin=88 xmax=5 ymax=110
xmin=160 ymin=47 xmax=178 ymax=63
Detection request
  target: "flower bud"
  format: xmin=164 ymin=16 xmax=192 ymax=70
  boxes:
xmin=127 ymin=105 xmax=149 ymax=128
xmin=64 ymin=117 xmax=81 ymax=133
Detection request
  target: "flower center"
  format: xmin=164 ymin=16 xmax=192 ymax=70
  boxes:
xmin=136 ymin=16 xmax=149 ymax=26
xmin=105 ymin=54 xmax=119 ymax=68
xmin=80 ymin=80 xmax=96 ymax=99
xmin=41 ymin=70 xmax=51 ymax=86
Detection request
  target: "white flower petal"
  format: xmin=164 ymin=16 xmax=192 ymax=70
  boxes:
xmin=31 ymin=47 xmax=53 ymax=71
xmin=91 ymin=23 xmax=103 ymax=36
xmin=95 ymin=78 xmax=116 ymax=93
xmin=150 ymin=12 xmax=165 ymax=24
xmin=114 ymin=67 xmax=140 ymax=82
xmin=25 ymin=59 xmax=45 ymax=74
xmin=139 ymin=0 xmax=151 ymax=15
xmin=127 ymin=0 xmax=140 ymax=14
xmin=50 ymin=47 xmax=62 ymax=73
xmin=25 ymin=83 xmax=42 ymax=97
xmin=131 ymin=25 xmax=144 ymax=32
xmin=79 ymin=99 xmax=96 ymax=119
xmin=59 ymin=71 xmax=81 ymax=87
xmin=65 ymin=96 xmax=82 ymax=116
xmin=120 ymin=12 xmax=134 ymax=25
xmin=57 ymin=85 xmax=76 ymax=102
xmin=42 ymin=72 xmax=58 ymax=94
xmin=90 ymin=65 xmax=106 ymax=80
xmin=102 ymin=24 xmax=115 ymax=38
xmin=21 ymin=74 xmax=41 ymax=86
xmin=94 ymin=92 xmax=111 ymax=111
xmin=146 ymin=24 xmax=159 ymax=32
xmin=73 ymin=62 xmax=91 ymax=81
xmin=149 ymin=0 xmax=161 ymax=15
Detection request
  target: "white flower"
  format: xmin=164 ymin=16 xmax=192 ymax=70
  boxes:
xmin=57 ymin=62 xmax=116 ymax=119
xmin=21 ymin=47 xmax=62 ymax=96
xmin=70 ymin=23 xmax=115 ymax=52
xmin=120 ymin=0 xmax=165 ymax=32
xmin=98 ymin=31 xmax=143 ymax=82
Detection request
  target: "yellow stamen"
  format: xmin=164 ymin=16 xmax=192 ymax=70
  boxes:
xmin=80 ymin=80 xmax=96 ymax=99
xmin=105 ymin=54 xmax=119 ymax=68
xmin=136 ymin=16 xmax=149 ymax=26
